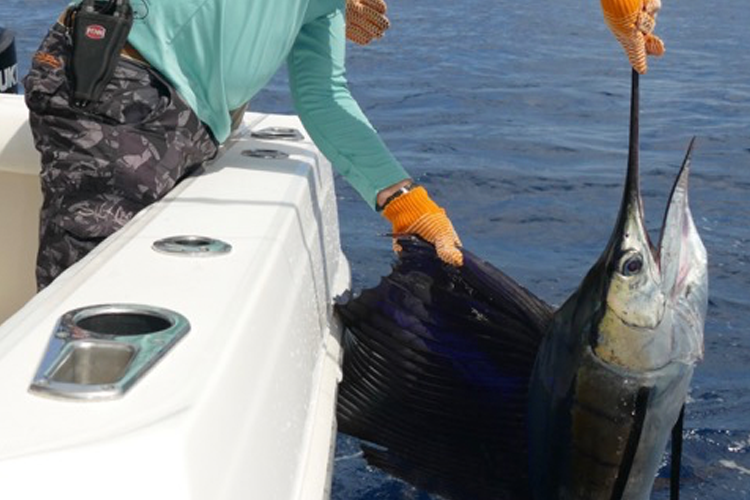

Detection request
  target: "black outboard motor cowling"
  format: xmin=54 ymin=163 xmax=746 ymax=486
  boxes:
xmin=0 ymin=27 xmax=19 ymax=94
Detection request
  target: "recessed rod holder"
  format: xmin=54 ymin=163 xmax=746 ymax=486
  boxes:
xmin=152 ymin=235 xmax=232 ymax=256
xmin=250 ymin=126 xmax=304 ymax=141
xmin=242 ymin=148 xmax=289 ymax=159
xmin=29 ymin=304 xmax=190 ymax=401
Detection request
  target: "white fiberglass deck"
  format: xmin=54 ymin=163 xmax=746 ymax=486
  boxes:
xmin=0 ymin=94 xmax=350 ymax=499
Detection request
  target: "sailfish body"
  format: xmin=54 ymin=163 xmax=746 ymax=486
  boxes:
xmin=528 ymin=73 xmax=707 ymax=499
xmin=335 ymin=72 xmax=707 ymax=499
xmin=528 ymin=145 xmax=706 ymax=499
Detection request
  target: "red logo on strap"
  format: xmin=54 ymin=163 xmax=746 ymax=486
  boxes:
xmin=85 ymin=25 xmax=107 ymax=40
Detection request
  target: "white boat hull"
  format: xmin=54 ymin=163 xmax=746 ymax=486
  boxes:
xmin=0 ymin=94 xmax=350 ymax=499
xmin=0 ymin=94 xmax=39 ymax=321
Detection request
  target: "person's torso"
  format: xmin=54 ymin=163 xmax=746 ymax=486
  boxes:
xmin=127 ymin=0 xmax=341 ymax=142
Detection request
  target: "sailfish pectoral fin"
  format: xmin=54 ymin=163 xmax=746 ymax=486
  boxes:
xmin=611 ymin=387 xmax=653 ymax=499
xmin=670 ymin=404 xmax=686 ymax=500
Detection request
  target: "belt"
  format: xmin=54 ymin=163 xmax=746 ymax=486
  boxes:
xmin=56 ymin=9 xmax=148 ymax=65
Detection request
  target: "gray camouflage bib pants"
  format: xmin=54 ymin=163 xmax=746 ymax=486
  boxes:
xmin=24 ymin=24 xmax=218 ymax=289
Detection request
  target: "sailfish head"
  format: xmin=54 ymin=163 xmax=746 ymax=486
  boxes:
xmin=589 ymin=72 xmax=707 ymax=372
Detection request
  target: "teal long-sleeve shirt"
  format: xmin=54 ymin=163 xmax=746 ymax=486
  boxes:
xmin=126 ymin=0 xmax=409 ymax=208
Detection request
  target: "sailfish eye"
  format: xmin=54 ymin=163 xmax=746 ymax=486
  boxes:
xmin=620 ymin=253 xmax=644 ymax=277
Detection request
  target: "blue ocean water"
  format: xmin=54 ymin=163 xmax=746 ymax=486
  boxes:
xmin=3 ymin=0 xmax=749 ymax=498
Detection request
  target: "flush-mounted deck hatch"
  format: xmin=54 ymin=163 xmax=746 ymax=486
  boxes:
xmin=29 ymin=304 xmax=190 ymax=401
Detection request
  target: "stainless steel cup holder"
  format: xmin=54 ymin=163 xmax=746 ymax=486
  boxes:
xmin=29 ymin=304 xmax=190 ymax=401
xmin=152 ymin=235 xmax=232 ymax=256
xmin=47 ymin=341 xmax=136 ymax=386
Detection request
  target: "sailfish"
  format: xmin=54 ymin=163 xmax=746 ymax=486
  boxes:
xmin=334 ymin=69 xmax=708 ymax=500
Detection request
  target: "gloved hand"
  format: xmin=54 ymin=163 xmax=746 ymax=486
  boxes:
xmin=345 ymin=0 xmax=390 ymax=46
xmin=381 ymin=185 xmax=463 ymax=266
xmin=600 ymin=0 xmax=665 ymax=74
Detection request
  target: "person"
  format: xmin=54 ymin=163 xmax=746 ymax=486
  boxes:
xmin=23 ymin=0 xmax=463 ymax=290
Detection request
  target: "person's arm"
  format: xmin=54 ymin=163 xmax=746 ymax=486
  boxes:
xmin=287 ymin=7 xmax=408 ymax=209
xmin=287 ymin=6 xmax=462 ymax=266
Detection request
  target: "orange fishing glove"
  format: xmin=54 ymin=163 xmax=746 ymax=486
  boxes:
xmin=345 ymin=0 xmax=390 ymax=46
xmin=381 ymin=186 xmax=463 ymax=266
xmin=600 ymin=0 xmax=665 ymax=74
